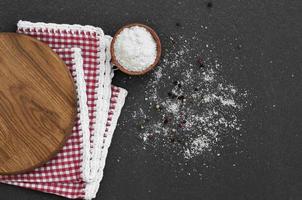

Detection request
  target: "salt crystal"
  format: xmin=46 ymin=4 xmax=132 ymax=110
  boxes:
xmin=114 ymin=26 xmax=157 ymax=72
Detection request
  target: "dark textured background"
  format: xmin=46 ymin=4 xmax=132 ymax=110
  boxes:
xmin=0 ymin=0 xmax=302 ymax=199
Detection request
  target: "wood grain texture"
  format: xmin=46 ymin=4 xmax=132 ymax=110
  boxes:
xmin=0 ymin=33 xmax=76 ymax=175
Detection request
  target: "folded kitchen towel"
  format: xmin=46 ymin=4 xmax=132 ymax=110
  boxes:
xmin=0 ymin=21 xmax=127 ymax=199
xmin=2 ymin=86 xmax=126 ymax=199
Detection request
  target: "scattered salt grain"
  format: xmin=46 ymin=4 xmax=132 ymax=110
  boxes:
xmin=121 ymin=33 xmax=249 ymax=178
xmin=127 ymin=34 xmax=249 ymax=160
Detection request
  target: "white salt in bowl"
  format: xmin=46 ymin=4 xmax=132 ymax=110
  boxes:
xmin=110 ymin=23 xmax=161 ymax=75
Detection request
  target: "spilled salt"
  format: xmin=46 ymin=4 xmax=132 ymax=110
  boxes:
xmin=120 ymin=33 xmax=250 ymax=178
xmin=126 ymin=34 xmax=249 ymax=160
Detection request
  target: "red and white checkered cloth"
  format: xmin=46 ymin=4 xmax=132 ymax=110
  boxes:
xmin=0 ymin=21 xmax=127 ymax=199
xmin=2 ymin=86 xmax=125 ymax=199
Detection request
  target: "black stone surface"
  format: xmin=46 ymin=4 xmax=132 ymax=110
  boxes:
xmin=0 ymin=0 xmax=301 ymax=199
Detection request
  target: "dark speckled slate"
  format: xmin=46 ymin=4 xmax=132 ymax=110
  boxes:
xmin=0 ymin=0 xmax=301 ymax=200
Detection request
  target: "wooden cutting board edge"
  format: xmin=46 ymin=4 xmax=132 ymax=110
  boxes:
xmin=0 ymin=32 xmax=77 ymax=175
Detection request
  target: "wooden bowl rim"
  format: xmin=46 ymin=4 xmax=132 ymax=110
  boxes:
xmin=110 ymin=23 xmax=161 ymax=76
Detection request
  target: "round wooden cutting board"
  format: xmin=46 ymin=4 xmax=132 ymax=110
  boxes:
xmin=0 ymin=33 xmax=76 ymax=175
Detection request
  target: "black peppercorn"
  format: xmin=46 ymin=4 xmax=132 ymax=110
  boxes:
xmin=207 ymin=2 xmax=213 ymax=8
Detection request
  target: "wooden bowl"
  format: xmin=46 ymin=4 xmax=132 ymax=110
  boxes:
xmin=110 ymin=23 xmax=161 ymax=75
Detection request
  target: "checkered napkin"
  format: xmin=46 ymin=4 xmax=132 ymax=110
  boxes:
xmin=0 ymin=21 xmax=127 ymax=199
